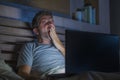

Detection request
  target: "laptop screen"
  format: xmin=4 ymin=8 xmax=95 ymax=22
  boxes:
xmin=66 ymin=30 xmax=119 ymax=74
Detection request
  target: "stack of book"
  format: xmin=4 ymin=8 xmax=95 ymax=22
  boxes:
xmin=75 ymin=4 xmax=96 ymax=24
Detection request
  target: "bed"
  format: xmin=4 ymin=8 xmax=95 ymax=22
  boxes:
xmin=0 ymin=17 xmax=120 ymax=80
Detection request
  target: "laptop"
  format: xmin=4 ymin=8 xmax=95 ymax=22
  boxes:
xmin=65 ymin=30 xmax=119 ymax=74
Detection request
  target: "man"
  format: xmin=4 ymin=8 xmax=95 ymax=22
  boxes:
xmin=17 ymin=10 xmax=65 ymax=80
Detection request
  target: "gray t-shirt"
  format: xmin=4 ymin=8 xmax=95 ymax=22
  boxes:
xmin=17 ymin=41 xmax=65 ymax=76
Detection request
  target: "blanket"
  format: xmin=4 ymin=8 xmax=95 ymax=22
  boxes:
xmin=48 ymin=71 xmax=120 ymax=80
xmin=0 ymin=59 xmax=120 ymax=80
xmin=0 ymin=59 xmax=24 ymax=80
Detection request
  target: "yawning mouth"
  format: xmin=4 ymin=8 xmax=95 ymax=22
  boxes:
xmin=47 ymin=29 xmax=51 ymax=40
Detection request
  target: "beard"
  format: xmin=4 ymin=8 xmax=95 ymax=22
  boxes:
xmin=41 ymin=24 xmax=52 ymax=40
xmin=39 ymin=30 xmax=51 ymax=43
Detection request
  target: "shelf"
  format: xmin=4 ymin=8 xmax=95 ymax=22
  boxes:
xmin=69 ymin=0 xmax=110 ymax=33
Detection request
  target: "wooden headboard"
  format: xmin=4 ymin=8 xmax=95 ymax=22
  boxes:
xmin=0 ymin=17 xmax=65 ymax=70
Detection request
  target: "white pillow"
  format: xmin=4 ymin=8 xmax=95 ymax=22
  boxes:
xmin=0 ymin=59 xmax=24 ymax=80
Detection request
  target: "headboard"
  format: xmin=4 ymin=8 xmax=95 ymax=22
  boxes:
xmin=0 ymin=17 xmax=65 ymax=70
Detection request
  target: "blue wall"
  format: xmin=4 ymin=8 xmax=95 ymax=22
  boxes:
xmin=0 ymin=1 xmax=70 ymax=23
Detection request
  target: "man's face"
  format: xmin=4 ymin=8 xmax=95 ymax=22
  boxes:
xmin=34 ymin=15 xmax=55 ymax=40
xmin=39 ymin=15 xmax=54 ymax=33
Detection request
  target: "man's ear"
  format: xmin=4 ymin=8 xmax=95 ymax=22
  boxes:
xmin=33 ymin=28 xmax=39 ymax=35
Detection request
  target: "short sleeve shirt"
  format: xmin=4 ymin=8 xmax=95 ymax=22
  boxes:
xmin=17 ymin=41 xmax=65 ymax=75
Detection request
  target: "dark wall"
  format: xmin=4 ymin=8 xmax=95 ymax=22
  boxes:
xmin=1 ymin=0 xmax=70 ymax=15
xmin=110 ymin=0 xmax=120 ymax=35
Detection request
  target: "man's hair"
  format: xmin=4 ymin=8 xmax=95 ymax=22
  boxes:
xmin=32 ymin=10 xmax=53 ymax=28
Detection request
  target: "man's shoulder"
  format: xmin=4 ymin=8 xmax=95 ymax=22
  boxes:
xmin=24 ymin=41 xmax=33 ymax=44
xmin=25 ymin=41 xmax=36 ymax=44
xmin=24 ymin=40 xmax=37 ymax=47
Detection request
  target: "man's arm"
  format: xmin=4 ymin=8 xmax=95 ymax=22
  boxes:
xmin=18 ymin=65 xmax=40 ymax=80
xmin=50 ymin=26 xmax=65 ymax=56
xmin=17 ymin=43 xmax=36 ymax=79
xmin=18 ymin=65 xmax=31 ymax=79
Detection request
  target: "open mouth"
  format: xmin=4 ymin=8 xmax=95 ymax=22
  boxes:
xmin=47 ymin=31 xmax=51 ymax=40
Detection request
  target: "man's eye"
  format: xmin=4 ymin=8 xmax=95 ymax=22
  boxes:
xmin=41 ymin=20 xmax=46 ymax=24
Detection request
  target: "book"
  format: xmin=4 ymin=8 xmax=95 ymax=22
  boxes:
xmin=75 ymin=8 xmax=82 ymax=21
xmin=92 ymin=7 xmax=96 ymax=24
